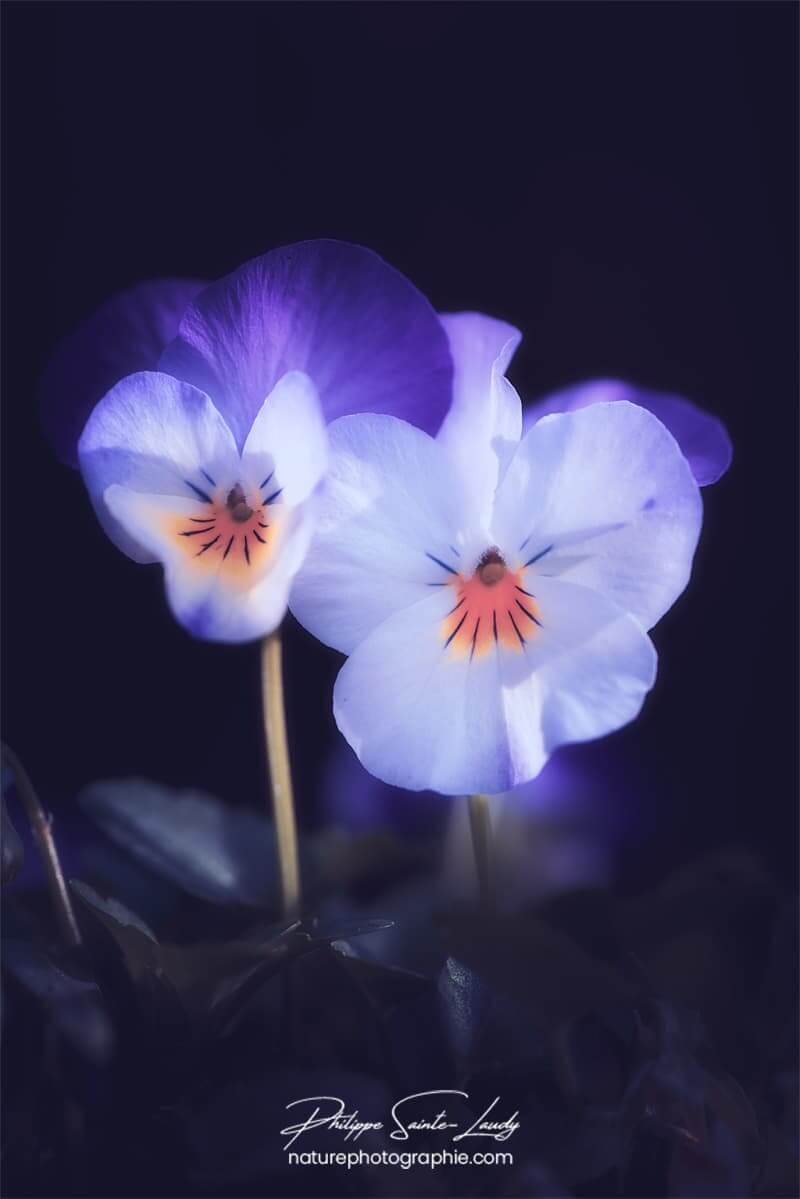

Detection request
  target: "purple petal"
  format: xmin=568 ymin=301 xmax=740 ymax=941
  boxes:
xmin=40 ymin=278 xmax=205 ymax=467
xmin=524 ymin=379 xmax=732 ymax=486
xmin=160 ymin=240 xmax=453 ymax=449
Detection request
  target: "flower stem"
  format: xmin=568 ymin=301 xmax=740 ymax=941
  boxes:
xmin=1 ymin=743 xmax=81 ymax=947
xmin=467 ymin=792 xmax=492 ymax=910
xmin=260 ymin=631 xmax=301 ymax=918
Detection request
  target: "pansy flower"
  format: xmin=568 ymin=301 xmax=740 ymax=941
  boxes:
xmin=67 ymin=241 xmax=452 ymax=641
xmin=291 ymin=314 xmax=706 ymax=795
xmin=524 ymin=377 xmax=732 ymax=488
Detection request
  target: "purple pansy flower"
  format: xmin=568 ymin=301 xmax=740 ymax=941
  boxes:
xmin=61 ymin=241 xmax=452 ymax=642
xmin=291 ymin=313 xmax=704 ymax=795
xmin=525 ymin=377 xmax=732 ymax=488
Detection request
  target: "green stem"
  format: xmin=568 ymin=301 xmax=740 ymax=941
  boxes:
xmin=2 ymin=743 xmax=81 ymax=947
xmin=260 ymin=631 xmax=301 ymax=918
xmin=467 ymin=792 xmax=492 ymax=910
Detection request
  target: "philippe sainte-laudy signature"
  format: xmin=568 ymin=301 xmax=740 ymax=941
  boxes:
xmin=280 ymin=1091 xmax=521 ymax=1150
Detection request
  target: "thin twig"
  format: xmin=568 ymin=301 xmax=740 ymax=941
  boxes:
xmin=260 ymin=631 xmax=301 ymax=918
xmin=1 ymin=743 xmax=81 ymax=947
xmin=467 ymin=792 xmax=492 ymax=911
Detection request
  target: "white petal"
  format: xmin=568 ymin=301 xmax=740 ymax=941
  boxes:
xmin=333 ymin=590 xmax=510 ymax=795
xmin=290 ymin=414 xmax=468 ymax=654
xmin=172 ymin=505 xmax=315 ymax=643
xmin=498 ymin=576 xmax=657 ymax=781
xmin=78 ymin=372 xmax=239 ymax=562
xmin=436 ymin=312 xmax=523 ymax=526
xmin=491 ymin=401 xmax=703 ymax=630
xmin=105 ymin=485 xmax=314 ymax=643
xmin=332 ymin=576 xmax=656 ymax=796
xmin=241 ymin=371 xmax=327 ymax=506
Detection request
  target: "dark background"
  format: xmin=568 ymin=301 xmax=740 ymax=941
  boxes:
xmin=2 ymin=1 xmax=797 ymax=885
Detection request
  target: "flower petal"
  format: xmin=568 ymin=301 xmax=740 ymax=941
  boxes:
xmin=290 ymin=413 xmax=467 ymax=655
xmin=333 ymin=577 xmax=655 ymax=795
xmin=333 ymin=590 xmax=509 ymax=795
xmin=241 ymin=371 xmax=327 ymax=506
xmin=492 ymin=401 xmax=703 ymax=630
xmin=78 ymin=372 xmax=240 ymax=562
xmin=159 ymin=240 xmax=453 ymax=448
xmin=499 ymin=576 xmax=657 ymax=780
xmin=437 ymin=312 xmax=523 ymax=525
xmin=524 ymin=379 xmax=732 ymax=486
xmin=104 ymin=485 xmax=313 ymax=642
xmin=40 ymin=278 xmax=205 ymax=467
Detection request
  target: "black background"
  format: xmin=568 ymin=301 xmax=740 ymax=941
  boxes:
xmin=2 ymin=1 xmax=797 ymax=886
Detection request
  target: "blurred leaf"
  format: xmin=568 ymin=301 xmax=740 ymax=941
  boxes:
xmin=68 ymin=876 xmax=189 ymax=1057
xmin=335 ymin=955 xmax=453 ymax=1094
xmin=442 ymin=909 xmax=638 ymax=1035
xmin=437 ymin=955 xmax=490 ymax=1063
xmin=3 ymin=938 xmax=113 ymax=1064
xmin=71 ymin=880 xmax=303 ymax=1032
xmin=70 ymin=879 xmax=161 ymax=982
xmin=71 ymin=879 xmax=157 ymax=942
xmin=318 ymin=879 xmax=447 ymax=977
xmin=307 ymin=915 xmax=395 ymax=941
xmin=80 ymin=778 xmax=282 ymax=907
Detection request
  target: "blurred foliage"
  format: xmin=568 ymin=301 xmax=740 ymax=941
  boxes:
xmin=1 ymin=777 xmax=797 ymax=1197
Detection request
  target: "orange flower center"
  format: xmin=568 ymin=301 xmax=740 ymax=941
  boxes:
xmin=161 ymin=473 xmax=283 ymax=588
xmin=440 ymin=547 xmax=542 ymax=659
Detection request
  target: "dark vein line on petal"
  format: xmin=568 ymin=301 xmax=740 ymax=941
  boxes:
xmin=508 ymin=609 xmax=527 ymax=646
xmin=516 ymin=598 xmax=543 ymax=627
xmin=524 ymin=544 xmax=554 ymax=568
xmin=444 ymin=611 xmax=468 ymax=649
xmin=425 ymin=551 xmax=458 ymax=576
xmin=184 ymin=480 xmax=214 ymax=504
xmin=196 ymin=535 xmax=220 ymax=556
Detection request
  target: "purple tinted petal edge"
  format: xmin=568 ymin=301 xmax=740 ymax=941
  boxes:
xmin=524 ymin=379 xmax=732 ymax=486
xmin=159 ymin=240 xmax=453 ymax=448
xmin=39 ymin=278 xmax=206 ymax=467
